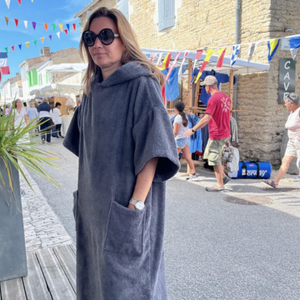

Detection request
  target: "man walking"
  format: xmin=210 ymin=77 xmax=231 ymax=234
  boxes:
xmin=184 ymin=75 xmax=231 ymax=191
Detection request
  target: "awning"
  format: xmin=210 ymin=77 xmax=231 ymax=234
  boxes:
xmin=141 ymin=48 xmax=270 ymax=75
xmin=45 ymin=64 xmax=87 ymax=73
xmin=29 ymin=83 xmax=82 ymax=95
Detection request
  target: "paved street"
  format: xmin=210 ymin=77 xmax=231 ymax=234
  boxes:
xmin=27 ymin=138 xmax=300 ymax=300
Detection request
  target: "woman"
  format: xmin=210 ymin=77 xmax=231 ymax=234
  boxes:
xmin=13 ymin=99 xmax=30 ymax=143
xmin=38 ymin=98 xmax=52 ymax=144
xmin=173 ymin=102 xmax=198 ymax=180
xmin=63 ymin=7 xmax=179 ymax=300
xmin=52 ymin=102 xmax=64 ymax=138
xmin=263 ymin=92 xmax=300 ymax=188
xmin=27 ymin=102 xmax=39 ymax=134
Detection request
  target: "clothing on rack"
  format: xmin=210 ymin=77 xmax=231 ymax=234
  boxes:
xmin=161 ymin=67 xmax=180 ymax=102
xmin=201 ymin=123 xmax=209 ymax=153
xmin=187 ymin=114 xmax=202 ymax=153
xmin=230 ymin=116 xmax=238 ymax=145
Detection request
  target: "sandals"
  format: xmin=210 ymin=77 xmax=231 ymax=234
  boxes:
xmin=262 ymin=179 xmax=278 ymax=188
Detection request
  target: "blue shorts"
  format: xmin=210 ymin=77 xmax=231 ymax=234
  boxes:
xmin=175 ymin=138 xmax=190 ymax=149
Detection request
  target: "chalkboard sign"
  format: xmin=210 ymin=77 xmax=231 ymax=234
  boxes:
xmin=278 ymin=58 xmax=295 ymax=104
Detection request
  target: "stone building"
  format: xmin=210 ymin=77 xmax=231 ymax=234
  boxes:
xmin=74 ymin=0 xmax=300 ymax=164
xmin=0 ymin=73 xmax=22 ymax=103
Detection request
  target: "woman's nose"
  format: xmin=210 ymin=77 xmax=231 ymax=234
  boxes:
xmin=94 ymin=37 xmax=103 ymax=48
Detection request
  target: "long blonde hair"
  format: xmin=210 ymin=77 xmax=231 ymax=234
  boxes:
xmin=79 ymin=7 xmax=164 ymax=96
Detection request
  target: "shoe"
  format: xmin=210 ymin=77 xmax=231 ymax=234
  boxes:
xmin=262 ymin=179 xmax=278 ymax=188
xmin=187 ymin=174 xmax=198 ymax=181
xmin=206 ymin=186 xmax=225 ymax=192
xmin=59 ymin=135 xmax=65 ymax=138
xmin=42 ymin=139 xmax=45 ymax=144
xmin=223 ymin=176 xmax=231 ymax=185
xmin=293 ymin=175 xmax=300 ymax=180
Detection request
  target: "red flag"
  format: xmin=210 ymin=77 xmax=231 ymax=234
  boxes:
xmin=14 ymin=19 xmax=18 ymax=27
xmin=72 ymin=23 xmax=76 ymax=31
xmin=11 ymin=46 xmax=15 ymax=52
xmin=195 ymin=49 xmax=203 ymax=60
xmin=157 ymin=53 xmax=171 ymax=70
xmin=165 ymin=52 xmax=182 ymax=81
xmin=149 ymin=53 xmax=156 ymax=63
xmin=216 ymin=48 xmax=226 ymax=68
xmin=64 ymin=29 xmax=68 ymax=35
xmin=18 ymin=0 xmax=21 ymax=5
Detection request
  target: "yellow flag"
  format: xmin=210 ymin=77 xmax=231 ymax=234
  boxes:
xmin=5 ymin=17 xmax=9 ymax=26
xmin=59 ymin=24 xmax=63 ymax=31
xmin=195 ymin=49 xmax=214 ymax=83
xmin=25 ymin=42 xmax=29 ymax=49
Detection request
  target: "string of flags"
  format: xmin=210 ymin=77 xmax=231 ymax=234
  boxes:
xmin=4 ymin=0 xmax=33 ymax=9
xmin=2 ymin=16 xmax=82 ymax=33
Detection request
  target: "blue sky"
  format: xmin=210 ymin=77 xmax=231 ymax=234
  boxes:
xmin=0 ymin=0 xmax=91 ymax=83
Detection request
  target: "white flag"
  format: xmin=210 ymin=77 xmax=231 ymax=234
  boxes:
xmin=5 ymin=0 xmax=10 ymax=9
xmin=156 ymin=53 xmax=163 ymax=66
xmin=248 ymin=42 xmax=258 ymax=62
xmin=230 ymin=45 xmax=241 ymax=66
xmin=290 ymin=48 xmax=299 ymax=61
xmin=24 ymin=20 xmax=28 ymax=29
xmin=56 ymin=32 xmax=61 ymax=39
xmin=178 ymin=51 xmax=189 ymax=80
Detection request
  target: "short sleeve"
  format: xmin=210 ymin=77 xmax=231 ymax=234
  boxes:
xmin=133 ymin=106 xmax=179 ymax=182
xmin=174 ymin=115 xmax=181 ymax=124
xmin=63 ymin=104 xmax=81 ymax=157
xmin=206 ymin=97 xmax=217 ymax=116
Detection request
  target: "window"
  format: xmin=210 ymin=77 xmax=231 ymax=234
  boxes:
xmin=39 ymin=74 xmax=42 ymax=86
xmin=118 ymin=0 xmax=129 ymax=20
xmin=158 ymin=0 xmax=175 ymax=31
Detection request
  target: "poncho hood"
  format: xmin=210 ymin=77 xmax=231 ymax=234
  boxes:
xmin=94 ymin=61 xmax=153 ymax=88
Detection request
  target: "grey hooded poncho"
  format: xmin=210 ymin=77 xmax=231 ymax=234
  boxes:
xmin=63 ymin=62 xmax=179 ymax=300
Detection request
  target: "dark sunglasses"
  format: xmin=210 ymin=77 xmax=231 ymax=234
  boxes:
xmin=82 ymin=28 xmax=119 ymax=47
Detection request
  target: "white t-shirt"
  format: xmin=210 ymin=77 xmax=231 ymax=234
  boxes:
xmin=52 ymin=107 xmax=62 ymax=125
xmin=174 ymin=114 xmax=188 ymax=140
xmin=285 ymin=107 xmax=300 ymax=139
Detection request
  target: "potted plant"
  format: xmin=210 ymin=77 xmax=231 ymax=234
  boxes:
xmin=0 ymin=103 xmax=59 ymax=282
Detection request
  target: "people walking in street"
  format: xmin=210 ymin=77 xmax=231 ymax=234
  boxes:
xmin=63 ymin=7 xmax=179 ymax=300
xmin=38 ymin=98 xmax=52 ymax=144
xmin=173 ymin=101 xmax=198 ymax=180
xmin=27 ymin=102 xmax=39 ymax=135
xmin=5 ymin=104 xmax=10 ymax=115
xmin=263 ymin=93 xmax=300 ymax=188
xmin=13 ymin=99 xmax=30 ymax=144
xmin=52 ymin=102 xmax=64 ymax=138
xmin=184 ymin=75 xmax=231 ymax=192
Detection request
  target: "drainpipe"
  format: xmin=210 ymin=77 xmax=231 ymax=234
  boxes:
xmin=234 ymin=0 xmax=240 ymax=121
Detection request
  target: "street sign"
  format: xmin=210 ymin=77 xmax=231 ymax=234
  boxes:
xmin=278 ymin=58 xmax=295 ymax=104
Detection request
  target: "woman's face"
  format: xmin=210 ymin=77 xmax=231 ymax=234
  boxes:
xmin=88 ymin=17 xmax=125 ymax=70
xmin=285 ymin=99 xmax=293 ymax=111
xmin=16 ymin=100 xmax=22 ymax=109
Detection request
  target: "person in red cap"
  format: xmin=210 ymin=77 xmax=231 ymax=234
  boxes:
xmin=185 ymin=75 xmax=231 ymax=191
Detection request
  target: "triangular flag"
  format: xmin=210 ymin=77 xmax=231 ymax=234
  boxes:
xmin=25 ymin=42 xmax=29 ymax=48
xmin=190 ymin=50 xmax=203 ymax=82
xmin=195 ymin=49 xmax=214 ymax=83
xmin=4 ymin=17 xmax=9 ymax=26
xmin=72 ymin=24 xmax=76 ymax=31
xmin=64 ymin=29 xmax=68 ymax=35
xmin=18 ymin=0 xmax=21 ymax=5
xmin=52 ymin=24 xmax=56 ymax=31
xmin=11 ymin=46 xmax=15 ymax=52
xmin=32 ymin=22 xmax=36 ymax=30
xmin=34 ymin=40 xmax=37 ymax=46
xmin=59 ymin=24 xmax=63 ymax=31
xmin=165 ymin=52 xmax=182 ymax=81
xmin=289 ymin=37 xmax=300 ymax=60
xmin=230 ymin=45 xmax=241 ymax=66
xmin=178 ymin=51 xmax=189 ymax=80
xmin=66 ymin=24 xmax=70 ymax=31
xmin=5 ymin=47 xmax=8 ymax=53
xmin=267 ymin=39 xmax=280 ymax=62
xmin=290 ymin=48 xmax=299 ymax=60
xmin=149 ymin=53 xmax=156 ymax=63
xmin=40 ymin=37 xmax=45 ymax=44
xmin=79 ymin=23 xmax=81 ymax=27
xmin=157 ymin=53 xmax=171 ymax=70
xmin=156 ymin=53 xmax=163 ymax=66
xmin=49 ymin=35 xmax=52 ymax=41
xmin=216 ymin=48 xmax=226 ymax=68
xmin=248 ymin=43 xmax=258 ymax=62
xmin=5 ymin=0 xmax=10 ymax=9
xmin=44 ymin=23 xmax=48 ymax=31
xmin=18 ymin=44 xmax=22 ymax=50
xmin=24 ymin=20 xmax=28 ymax=29
xmin=14 ymin=19 xmax=19 ymax=27
xmin=56 ymin=32 xmax=61 ymax=39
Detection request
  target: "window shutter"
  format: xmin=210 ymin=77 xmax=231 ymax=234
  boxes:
xmin=158 ymin=0 xmax=175 ymax=31
xmin=118 ymin=0 xmax=129 ymax=20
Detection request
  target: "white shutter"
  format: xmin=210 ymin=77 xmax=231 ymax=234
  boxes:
xmin=158 ymin=0 xmax=175 ymax=31
xmin=118 ymin=0 xmax=129 ymax=20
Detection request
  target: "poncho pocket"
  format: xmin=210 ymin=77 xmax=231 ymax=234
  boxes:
xmin=104 ymin=201 xmax=145 ymax=256
xmin=73 ymin=190 xmax=78 ymax=229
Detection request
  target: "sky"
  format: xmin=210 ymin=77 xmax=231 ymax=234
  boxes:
xmin=0 ymin=0 xmax=91 ymax=83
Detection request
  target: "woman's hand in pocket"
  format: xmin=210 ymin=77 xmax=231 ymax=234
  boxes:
xmin=128 ymin=203 xmax=136 ymax=210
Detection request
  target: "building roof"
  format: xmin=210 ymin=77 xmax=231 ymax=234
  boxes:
xmin=1 ymin=74 xmax=22 ymax=86
xmin=74 ymin=0 xmax=100 ymax=18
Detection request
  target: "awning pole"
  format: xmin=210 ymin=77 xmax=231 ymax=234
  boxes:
xmin=229 ymin=69 xmax=234 ymax=112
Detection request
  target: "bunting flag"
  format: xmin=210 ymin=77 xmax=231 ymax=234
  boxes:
xmin=14 ymin=19 xmax=18 ymax=27
xmin=157 ymin=53 xmax=172 ymax=70
xmin=59 ymin=24 xmax=63 ymax=31
xmin=289 ymin=36 xmax=300 ymax=60
xmin=149 ymin=53 xmax=156 ymax=63
xmin=40 ymin=37 xmax=44 ymax=44
xmin=165 ymin=52 xmax=182 ymax=81
xmin=195 ymin=49 xmax=214 ymax=83
xmin=190 ymin=50 xmax=203 ymax=82
xmin=25 ymin=42 xmax=29 ymax=48
xmin=216 ymin=47 xmax=226 ymax=67
xmin=32 ymin=21 xmax=36 ymax=30
xmin=267 ymin=39 xmax=280 ymax=62
xmin=5 ymin=47 xmax=8 ymax=53
xmin=11 ymin=46 xmax=14 ymax=52
xmin=5 ymin=0 xmax=10 ymax=9
xmin=64 ymin=29 xmax=68 ymax=35
xmin=49 ymin=35 xmax=52 ymax=41
xmin=66 ymin=24 xmax=70 ymax=31
xmin=0 ymin=52 xmax=10 ymax=75
xmin=156 ymin=53 xmax=163 ymax=66
xmin=44 ymin=23 xmax=48 ymax=31
xmin=18 ymin=0 xmax=21 ymax=5
xmin=73 ymin=23 xmax=76 ymax=31
xmin=248 ymin=42 xmax=258 ymax=62
xmin=79 ymin=22 xmax=81 ymax=27
xmin=33 ymin=40 xmax=37 ymax=46
xmin=52 ymin=24 xmax=56 ymax=31
xmin=24 ymin=20 xmax=28 ymax=29
xmin=178 ymin=51 xmax=189 ymax=80
xmin=56 ymin=32 xmax=60 ymax=39
xmin=230 ymin=45 xmax=240 ymax=66
xmin=5 ymin=17 xmax=9 ymax=26
xmin=18 ymin=44 xmax=22 ymax=50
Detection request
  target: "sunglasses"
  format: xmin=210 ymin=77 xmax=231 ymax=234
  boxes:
xmin=82 ymin=28 xmax=120 ymax=47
